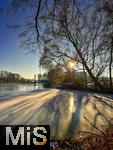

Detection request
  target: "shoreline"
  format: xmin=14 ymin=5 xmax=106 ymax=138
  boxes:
xmin=0 ymin=88 xmax=50 ymax=102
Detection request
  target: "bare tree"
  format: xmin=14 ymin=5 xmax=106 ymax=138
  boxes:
xmin=9 ymin=0 xmax=112 ymax=90
xmin=100 ymin=0 xmax=113 ymax=90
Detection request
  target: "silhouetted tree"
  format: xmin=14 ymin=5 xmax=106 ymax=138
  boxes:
xmin=9 ymin=0 xmax=113 ymax=91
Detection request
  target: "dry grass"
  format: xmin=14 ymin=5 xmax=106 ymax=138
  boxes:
xmin=50 ymin=124 xmax=113 ymax=150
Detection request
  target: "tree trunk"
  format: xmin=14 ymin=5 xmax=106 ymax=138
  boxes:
xmin=109 ymin=47 xmax=113 ymax=90
xmin=83 ymin=65 xmax=87 ymax=88
xmin=72 ymin=42 xmax=104 ymax=90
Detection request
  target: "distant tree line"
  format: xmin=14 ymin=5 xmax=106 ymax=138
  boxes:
xmin=0 ymin=70 xmax=26 ymax=83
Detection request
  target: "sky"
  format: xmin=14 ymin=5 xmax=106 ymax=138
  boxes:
xmin=0 ymin=0 xmax=110 ymax=79
xmin=0 ymin=0 xmax=40 ymax=79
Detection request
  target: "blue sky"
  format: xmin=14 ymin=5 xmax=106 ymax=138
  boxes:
xmin=0 ymin=0 xmax=40 ymax=79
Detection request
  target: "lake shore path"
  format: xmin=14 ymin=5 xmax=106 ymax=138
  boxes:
xmin=0 ymin=89 xmax=113 ymax=140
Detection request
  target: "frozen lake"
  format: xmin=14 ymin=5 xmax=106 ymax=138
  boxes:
xmin=0 ymin=83 xmax=44 ymax=98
